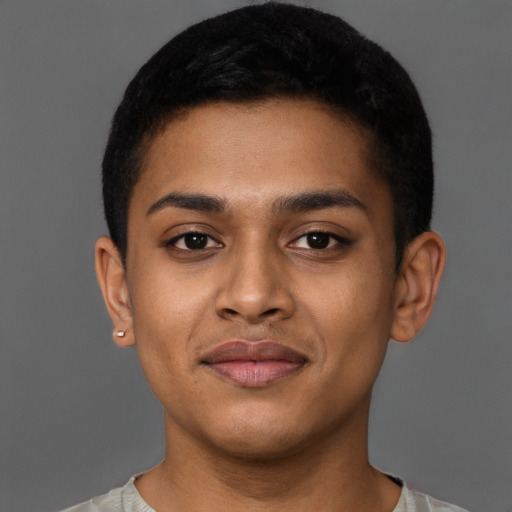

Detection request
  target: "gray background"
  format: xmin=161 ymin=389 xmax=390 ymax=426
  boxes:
xmin=0 ymin=1 xmax=510 ymax=511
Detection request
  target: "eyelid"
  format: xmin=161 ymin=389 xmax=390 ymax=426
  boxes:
xmin=166 ymin=229 xmax=223 ymax=251
xmin=288 ymin=230 xmax=353 ymax=250
xmin=163 ymin=225 xmax=353 ymax=253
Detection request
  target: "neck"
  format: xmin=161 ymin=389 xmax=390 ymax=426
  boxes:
xmin=135 ymin=397 xmax=401 ymax=512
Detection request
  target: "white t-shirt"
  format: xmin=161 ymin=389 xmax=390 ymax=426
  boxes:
xmin=60 ymin=475 xmax=469 ymax=512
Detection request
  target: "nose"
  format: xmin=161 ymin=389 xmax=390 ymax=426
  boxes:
xmin=214 ymin=244 xmax=295 ymax=324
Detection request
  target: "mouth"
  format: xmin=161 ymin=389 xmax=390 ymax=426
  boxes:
xmin=200 ymin=340 xmax=307 ymax=388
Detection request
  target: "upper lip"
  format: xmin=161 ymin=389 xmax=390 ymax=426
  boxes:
xmin=201 ymin=340 xmax=308 ymax=364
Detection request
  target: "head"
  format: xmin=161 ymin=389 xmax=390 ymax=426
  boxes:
xmin=102 ymin=2 xmax=433 ymax=270
xmin=95 ymin=3 xmax=445 ymax=460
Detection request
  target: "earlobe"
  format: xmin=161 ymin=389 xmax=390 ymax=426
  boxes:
xmin=390 ymin=231 xmax=446 ymax=343
xmin=95 ymin=236 xmax=136 ymax=347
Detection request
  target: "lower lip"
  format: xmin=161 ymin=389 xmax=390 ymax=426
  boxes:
xmin=205 ymin=360 xmax=304 ymax=387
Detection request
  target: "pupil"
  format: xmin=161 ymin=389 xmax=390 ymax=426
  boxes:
xmin=307 ymin=232 xmax=330 ymax=249
xmin=185 ymin=234 xmax=208 ymax=249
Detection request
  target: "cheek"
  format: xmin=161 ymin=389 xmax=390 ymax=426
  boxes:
xmin=305 ymin=263 xmax=394 ymax=333
xmin=127 ymin=261 xmax=215 ymax=384
xmin=299 ymin=263 xmax=395 ymax=377
xmin=131 ymin=255 xmax=212 ymax=331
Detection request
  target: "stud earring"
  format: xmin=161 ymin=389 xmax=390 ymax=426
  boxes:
xmin=114 ymin=330 xmax=126 ymax=338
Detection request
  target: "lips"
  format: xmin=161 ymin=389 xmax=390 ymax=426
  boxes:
xmin=201 ymin=340 xmax=307 ymax=387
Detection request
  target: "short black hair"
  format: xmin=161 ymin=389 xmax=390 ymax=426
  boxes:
xmin=102 ymin=2 xmax=433 ymax=269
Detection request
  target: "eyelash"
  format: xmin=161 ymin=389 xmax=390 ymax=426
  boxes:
xmin=166 ymin=231 xmax=222 ymax=251
xmin=166 ymin=230 xmax=352 ymax=252
xmin=290 ymin=231 xmax=353 ymax=251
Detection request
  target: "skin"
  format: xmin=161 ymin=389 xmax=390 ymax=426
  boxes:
xmin=96 ymin=98 xmax=445 ymax=512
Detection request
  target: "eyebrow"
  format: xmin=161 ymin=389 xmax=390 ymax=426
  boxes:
xmin=147 ymin=192 xmax=226 ymax=215
xmin=273 ymin=190 xmax=366 ymax=214
xmin=147 ymin=189 xmax=366 ymax=216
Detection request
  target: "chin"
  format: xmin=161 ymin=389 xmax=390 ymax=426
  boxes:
xmin=200 ymin=408 xmax=315 ymax=461
xmin=212 ymin=432 xmax=307 ymax=461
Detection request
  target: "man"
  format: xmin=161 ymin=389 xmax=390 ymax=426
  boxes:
xmin=63 ymin=3 xmax=467 ymax=511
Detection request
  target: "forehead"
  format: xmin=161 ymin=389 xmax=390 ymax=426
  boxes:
xmin=131 ymin=98 xmax=390 ymax=218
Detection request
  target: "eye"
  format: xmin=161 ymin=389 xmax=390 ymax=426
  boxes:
xmin=291 ymin=231 xmax=347 ymax=250
xmin=168 ymin=232 xmax=221 ymax=251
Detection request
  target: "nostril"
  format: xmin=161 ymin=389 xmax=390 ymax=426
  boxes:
xmin=261 ymin=308 xmax=280 ymax=317
xmin=224 ymin=308 xmax=239 ymax=316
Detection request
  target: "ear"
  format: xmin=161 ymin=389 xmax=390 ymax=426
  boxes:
xmin=390 ymin=231 xmax=446 ymax=343
xmin=95 ymin=236 xmax=135 ymax=347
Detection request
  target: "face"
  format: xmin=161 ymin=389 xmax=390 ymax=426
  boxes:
xmin=122 ymin=99 xmax=400 ymax=457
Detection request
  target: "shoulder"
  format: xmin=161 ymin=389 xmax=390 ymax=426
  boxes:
xmin=398 ymin=483 xmax=470 ymax=512
xmin=57 ymin=485 xmax=123 ymax=512
xmin=57 ymin=475 xmax=156 ymax=512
